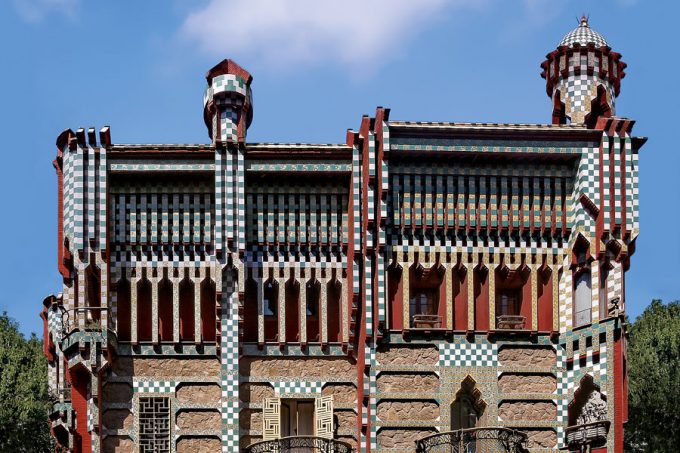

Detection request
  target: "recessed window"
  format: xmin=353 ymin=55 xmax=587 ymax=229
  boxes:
xmin=264 ymin=281 xmax=277 ymax=316
xmin=306 ymin=281 xmax=319 ymax=316
xmin=498 ymin=290 xmax=520 ymax=316
xmin=409 ymin=289 xmax=438 ymax=321
xmin=573 ymin=270 xmax=592 ymax=327
xmin=281 ymin=399 xmax=315 ymax=437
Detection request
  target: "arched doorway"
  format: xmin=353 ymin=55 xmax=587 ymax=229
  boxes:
xmin=451 ymin=376 xmax=486 ymax=432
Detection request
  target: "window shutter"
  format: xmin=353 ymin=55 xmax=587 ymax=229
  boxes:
xmin=262 ymin=397 xmax=281 ymax=440
xmin=315 ymin=395 xmax=334 ymax=439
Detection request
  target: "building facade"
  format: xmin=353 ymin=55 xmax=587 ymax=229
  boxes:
xmin=41 ymin=18 xmax=644 ymax=453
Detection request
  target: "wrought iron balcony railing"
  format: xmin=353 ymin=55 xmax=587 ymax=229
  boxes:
xmin=565 ymin=420 xmax=610 ymax=449
xmin=412 ymin=314 xmax=444 ymax=329
xmin=246 ymin=436 xmax=354 ymax=453
xmin=60 ymin=306 xmax=111 ymax=336
xmin=496 ymin=315 xmax=527 ymax=330
xmin=415 ymin=427 xmax=528 ymax=453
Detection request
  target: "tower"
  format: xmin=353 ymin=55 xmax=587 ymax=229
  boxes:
xmin=203 ymin=59 xmax=254 ymax=146
xmin=541 ymin=16 xmax=627 ymax=126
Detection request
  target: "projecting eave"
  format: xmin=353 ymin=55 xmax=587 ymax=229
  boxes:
xmin=387 ymin=120 xmax=602 ymax=142
xmin=245 ymin=143 xmax=352 ymax=159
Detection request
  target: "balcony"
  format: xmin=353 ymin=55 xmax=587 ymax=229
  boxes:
xmin=412 ymin=314 xmax=444 ymax=329
xmin=415 ymin=427 xmax=528 ymax=453
xmin=495 ymin=315 xmax=526 ymax=330
xmin=565 ymin=421 xmax=610 ymax=449
xmin=246 ymin=436 xmax=354 ymax=453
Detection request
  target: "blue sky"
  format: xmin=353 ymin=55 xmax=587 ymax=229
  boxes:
xmin=1 ymin=0 xmax=677 ymax=336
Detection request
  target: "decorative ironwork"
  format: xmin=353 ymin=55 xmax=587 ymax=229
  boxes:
xmin=565 ymin=421 xmax=610 ymax=449
xmin=60 ymin=307 xmax=110 ymax=335
xmin=496 ymin=315 xmax=526 ymax=330
xmin=415 ymin=427 xmax=528 ymax=453
xmin=413 ymin=314 xmax=444 ymax=329
xmin=138 ymin=397 xmax=171 ymax=453
xmin=246 ymin=436 xmax=354 ymax=453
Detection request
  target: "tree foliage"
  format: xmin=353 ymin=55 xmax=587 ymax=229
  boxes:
xmin=0 ymin=312 xmax=54 ymax=452
xmin=625 ymin=299 xmax=680 ymax=452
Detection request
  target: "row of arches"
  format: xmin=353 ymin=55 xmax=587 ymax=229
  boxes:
xmin=388 ymin=261 xmax=555 ymax=332
xmin=242 ymin=278 xmax=343 ymax=343
xmin=115 ymin=276 xmax=216 ymax=343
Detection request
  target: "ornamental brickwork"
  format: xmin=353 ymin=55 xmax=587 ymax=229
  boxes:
xmin=41 ymin=19 xmax=643 ymax=453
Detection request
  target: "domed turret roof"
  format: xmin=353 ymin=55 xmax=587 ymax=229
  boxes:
xmin=559 ymin=16 xmax=608 ymax=48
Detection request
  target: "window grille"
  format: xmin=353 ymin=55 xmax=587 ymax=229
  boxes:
xmin=139 ymin=397 xmax=171 ymax=453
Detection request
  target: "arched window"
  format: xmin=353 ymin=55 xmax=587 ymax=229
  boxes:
xmin=451 ymin=395 xmax=479 ymax=431
xmin=451 ymin=376 xmax=486 ymax=432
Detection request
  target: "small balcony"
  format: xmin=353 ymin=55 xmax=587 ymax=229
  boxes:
xmin=565 ymin=421 xmax=610 ymax=449
xmin=415 ymin=427 xmax=528 ymax=453
xmin=246 ymin=436 xmax=354 ymax=453
xmin=412 ymin=314 xmax=444 ymax=329
xmin=495 ymin=315 xmax=526 ymax=330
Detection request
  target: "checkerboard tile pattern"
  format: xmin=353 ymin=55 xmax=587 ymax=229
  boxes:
xmin=439 ymin=341 xmax=498 ymax=367
xmin=133 ymin=380 xmax=177 ymax=394
xmin=560 ymin=21 xmax=607 ymax=47
xmin=47 ymin=305 xmax=63 ymax=339
xmin=220 ymin=262 xmax=240 ymax=452
xmin=273 ymin=380 xmax=323 ymax=396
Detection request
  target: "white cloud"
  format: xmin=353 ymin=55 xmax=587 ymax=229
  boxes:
xmin=12 ymin=0 xmax=79 ymax=23
xmin=180 ymin=0 xmax=486 ymax=69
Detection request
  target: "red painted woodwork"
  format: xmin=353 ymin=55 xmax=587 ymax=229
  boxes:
xmin=537 ymin=269 xmax=553 ymax=332
xmin=453 ymin=269 xmax=467 ymax=331
xmin=438 ymin=274 xmax=447 ymax=327
xmin=521 ymin=271 xmax=532 ymax=328
xmin=158 ymin=279 xmax=173 ymax=341
xmin=387 ymin=267 xmax=403 ymax=330
xmin=243 ymin=279 xmax=258 ymax=342
xmin=70 ymin=369 xmax=91 ymax=453
xmin=474 ymin=268 xmax=489 ymax=331
xmin=408 ymin=264 xmax=445 ymax=328
xmin=200 ymin=279 xmax=216 ymax=342
xmin=327 ymin=280 xmax=341 ymax=342
xmin=285 ymin=280 xmax=300 ymax=342
xmin=614 ymin=330 xmax=624 ymax=453
xmin=137 ymin=279 xmax=152 ymax=341
xmin=116 ymin=279 xmax=131 ymax=341
xmin=494 ymin=267 xmax=531 ymax=330
xmin=179 ymin=279 xmax=194 ymax=341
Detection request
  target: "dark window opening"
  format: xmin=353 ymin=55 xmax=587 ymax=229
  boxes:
xmin=281 ymin=399 xmax=315 ymax=437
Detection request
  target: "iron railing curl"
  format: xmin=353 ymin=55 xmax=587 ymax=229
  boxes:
xmin=415 ymin=427 xmax=528 ymax=453
xmin=246 ymin=436 xmax=354 ymax=453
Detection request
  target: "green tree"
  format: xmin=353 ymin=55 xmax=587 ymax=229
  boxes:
xmin=0 ymin=312 xmax=54 ymax=452
xmin=625 ymin=299 xmax=680 ymax=452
